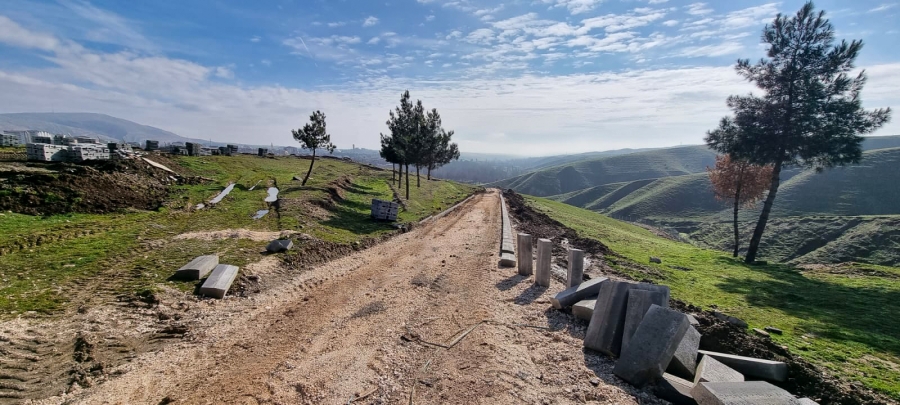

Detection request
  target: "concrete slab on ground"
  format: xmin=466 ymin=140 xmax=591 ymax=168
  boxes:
xmin=499 ymin=252 xmax=517 ymax=267
xmin=176 ymin=255 xmax=219 ymax=280
xmin=654 ymin=373 xmax=697 ymax=405
xmin=199 ymin=264 xmax=240 ymax=299
xmin=613 ymin=304 xmax=690 ymax=387
xmin=690 ymin=381 xmax=800 ymax=405
xmin=622 ymin=289 xmax=668 ymax=354
xmin=266 ymin=239 xmax=293 ymax=253
xmin=550 ymin=277 xmax=607 ymax=309
xmin=694 ymin=355 xmax=744 ymax=384
xmin=572 ymin=299 xmax=596 ymax=321
xmin=584 ymin=280 xmax=633 ymax=356
xmin=668 ymin=325 xmax=701 ymax=380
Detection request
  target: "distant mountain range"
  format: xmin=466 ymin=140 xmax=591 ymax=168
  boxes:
xmin=0 ymin=113 xmax=211 ymax=145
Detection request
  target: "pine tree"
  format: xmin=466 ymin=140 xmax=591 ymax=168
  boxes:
xmin=292 ymin=110 xmax=336 ymax=187
xmin=705 ymin=1 xmax=891 ymax=263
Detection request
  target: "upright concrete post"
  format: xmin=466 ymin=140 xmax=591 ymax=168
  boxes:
xmin=535 ymin=238 xmax=552 ymax=287
xmin=517 ymin=233 xmax=533 ymax=276
xmin=567 ymin=248 xmax=584 ymax=288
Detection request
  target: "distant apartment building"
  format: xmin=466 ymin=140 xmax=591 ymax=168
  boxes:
xmin=26 ymin=143 xmax=69 ymax=161
xmin=2 ymin=130 xmax=53 ymax=145
xmin=145 ymin=140 xmax=159 ymax=151
xmin=0 ymin=133 xmax=20 ymax=147
xmin=185 ymin=142 xmax=201 ymax=156
xmin=258 ymin=148 xmax=268 ymax=156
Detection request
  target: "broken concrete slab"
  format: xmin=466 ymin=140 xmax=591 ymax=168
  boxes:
xmin=614 ymin=304 xmax=691 ymax=387
xmin=266 ymin=239 xmax=293 ymax=253
xmin=176 ymin=255 xmax=219 ymax=280
xmin=572 ymin=299 xmax=596 ymax=321
xmin=550 ymin=277 xmax=608 ymax=309
xmin=199 ymin=264 xmax=240 ymax=299
xmin=798 ymin=398 xmax=819 ymax=405
xmin=753 ymin=328 xmax=770 ymax=338
xmin=584 ymin=280 xmax=633 ymax=356
xmin=690 ymin=381 xmax=801 ymax=405
xmin=698 ymin=351 xmax=788 ymax=382
xmin=765 ymin=326 xmax=784 ymax=335
xmin=654 ymin=373 xmax=697 ymax=405
xmin=668 ymin=325 xmax=701 ymax=380
xmin=622 ymin=289 xmax=669 ymax=354
xmin=687 ymin=314 xmax=700 ymax=326
xmin=694 ymin=355 xmax=744 ymax=384
xmin=535 ymin=238 xmax=551 ymax=287
xmin=517 ymin=233 xmax=533 ymax=276
xmin=713 ymin=311 xmax=748 ymax=329
xmin=499 ymin=252 xmax=516 ymax=267
xmin=566 ymin=248 xmax=584 ymax=288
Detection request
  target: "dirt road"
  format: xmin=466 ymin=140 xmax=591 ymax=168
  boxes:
xmin=35 ymin=190 xmax=659 ymax=404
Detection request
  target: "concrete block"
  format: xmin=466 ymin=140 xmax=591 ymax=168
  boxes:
xmin=798 ymin=398 xmax=819 ymax=405
xmin=668 ymin=325 xmax=701 ymax=380
xmin=713 ymin=311 xmax=748 ymax=329
xmin=535 ymin=238 xmax=551 ymax=287
xmin=654 ymin=373 xmax=697 ymax=405
xmin=499 ymin=252 xmax=517 ymax=267
xmin=691 ymin=381 xmax=801 ymax=405
xmin=698 ymin=351 xmax=788 ymax=382
xmin=622 ymin=289 xmax=669 ymax=353
xmin=584 ymin=280 xmax=632 ymax=356
xmin=176 ymin=255 xmax=219 ymax=280
xmin=687 ymin=314 xmax=700 ymax=326
xmin=517 ymin=233 xmax=533 ymax=276
xmin=614 ymin=304 xmax=690 ymax=387
xmin=566 ymin=248 xmax=584 ymax=288
xmin=199 ymin=264 xmax=240 ymax=299
xmin=550 ymin=277 xmax=608 ymax=309
xmin=694 ymin=355 xmax=744 ymax=384
xmin=266 ymin=239 xmax=293 ymax=253
xmin=572 ymin=299 xmax=596 ymax=321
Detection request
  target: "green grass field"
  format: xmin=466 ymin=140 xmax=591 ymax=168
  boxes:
xmin=0 ymin=155 xmax=474 ymax=318
xmin=523 ymin=195 xmax=900 ymax=399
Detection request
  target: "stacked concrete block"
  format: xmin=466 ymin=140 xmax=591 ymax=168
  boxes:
xmin=655 ymin=373 xmax=697 ymax=405
xmin=566 ymin=248 xmax=584 ymax=288
xmin=26 ymin=143 xmax=68 ymax=161
xmin=266 ymin=239 xmax=293 ymax=253
xmin=371 ymin=199 xmax=400 ymax=221
xmin=698 ymin=351 xmax=788 ymax=382
xmin=550 ymin=277 xmax=607 ymax=309
xmin=572 ymin=299 xmax=596 ymax=321
xmin=691 ymin=381 xmax=801 ymax=405
xmin=176 ymin=255 xmax=219 ymax=280
xmin=668 ymin=326 xmax=701 ymax=380
xmin=199 ymin=264 xmax=240 ymax=299
xmin=694 ymin=356 xmax=744 ymax=384
xmin=613 ymin=304 xmax=690 ymax=387
xmin=145 ymin=140 xmax=159 ymax=150
xmin=535 ymin=238 xmax=551 ymax=287
xmin=622 ymin=289 xmax=669 ymax=353
xmin=517 ymin=233 xmax=533 ymax=276
xmin=71 ymin=145 xmax=110 ymax=162
xmin=258 ymin=148 xmax=268 ymax=156
xmin=584 ymin=280 xmax=633 ymax=356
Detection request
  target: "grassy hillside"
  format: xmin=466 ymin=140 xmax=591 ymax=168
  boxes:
xmin=490 ymin=145 xmax=717 ymax=196
xmin=522 ymin=195 xmax=900 ymax=399
xmin=0 ymin=155 xmax=474 ymax=318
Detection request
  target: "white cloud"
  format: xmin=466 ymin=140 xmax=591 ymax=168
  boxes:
xmin=543 ymin=0 xmax=606 ymax=15
xmin=581 ymin=11 xmax=667 ymax=33
xmin=214 ymin=66 xmax=234 ymax=79
xmin=446 ymin=30 xmax=463 ymax=40
xmin=0 ymin=15 xmax=61 ymax=51
xmin=367 ymin=36 xmax=381 ymax=45
xmin=363 ymin=16 xmax=379 ymax=27
xmin=260 ymin=59 xmax=271 ymax=66
xmin=662 ymin=19 xmax=679 ymax=27
xmin=250 ymin=36 xmax=261 ymax=43
xmin=425 ymin=15 xmax=436 ymax=21
xmin=327 ymin=21 xmax=346 ymax=28
xmin=648 ymin=0 xmax=668 ymax=3
xmin=686 ymin=2 xmax=713 ymax=16
xmin=678 ymin=41 xmax=743 ymax=57
xmin=465 ymin=28 xmax=495 ymax=44
xmin=869 ymin=3 xmax=898 ymax=12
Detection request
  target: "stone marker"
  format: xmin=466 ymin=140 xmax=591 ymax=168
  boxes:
xmin=764 ymin=326 xmax=783 ymax=335
xmin=690 ymin=381 xmax=801 ymax=405
xmin=668 ymin=325 xmax=701 ymax=380
xmin=614 ymin=304 xmax=690 ymax=387
xmin=199 ymin=264 xmax=240 ymax=299
xmin=650 ymin=256 xmax=662 ymax=264
xmin=550 ymin=277 xmax=608 ymax=309
xmin=517 ymin=233 xmax=533 ymax=276
xmin=566 ymin=248 xmax=584 ymax=288
xmin=499 ymin=252 xmax=517 ymax=267
xmin=694 ymin=355 xmax=744 ymax=384
xmin=712 ymin=311 xmax=748 ymax=329
xmin=698 ymin=351 xmax=788 ymax=382
xmin=753 ymin=328 xmax=770 ymax=338
xmin=798 ymin=398 xmax=820 ymax=405
xmin=266 ymin=239 xmax=293 ymax=253
xmin=654 ymin=373 xmax=697 ymax=405
xmin=572 ymin=299 xmax=596 ymax=321
xmin=622 ymin=289 xmax=668 ymax=353
xmin=176 ymin=255 xmax=219 ymax=280
xmin=584 ymin=280 xmax=632 ymax=356
xmin=535 ymin=238 xmax=552 ymax=287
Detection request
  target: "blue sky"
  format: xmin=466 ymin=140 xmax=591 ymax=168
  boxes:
xmin=0 ymin=0 xmax=898 ymax=155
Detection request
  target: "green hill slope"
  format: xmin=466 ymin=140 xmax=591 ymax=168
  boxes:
xmin=489 ymin=145 xmax=717 ymax=196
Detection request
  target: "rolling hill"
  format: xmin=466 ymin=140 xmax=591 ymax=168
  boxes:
xmin=0 ymin=112 xmax=206 ymax=144
xmin=488 ymin=145 xmax=718 ymax=196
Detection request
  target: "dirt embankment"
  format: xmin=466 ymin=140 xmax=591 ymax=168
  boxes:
xmin=502 ymin=189 xmax=894 ymax=405
xmin=0 ymin=159 xmax=202 ymax=216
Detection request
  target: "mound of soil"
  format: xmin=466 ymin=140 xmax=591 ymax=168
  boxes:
xmin=503 ymin=189 xmax=893 ymax=405
xmin=0 ymin=159 xmax=178 ymax=215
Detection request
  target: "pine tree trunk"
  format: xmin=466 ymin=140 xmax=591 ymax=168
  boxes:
xmin=405 ymin=164 xmax=410 ymax=200
xmin=744 ymin=159 xmax=783 ymax=263
xmin=301 ymin=149 xmax=316 ymax=186
xmin=732 ymin=190 xmax=741 ymax=257
xmin=427 ymin=166 xmax=431 ymax=180
xmin=416 ymin=165 xmax=420 ymax=188
xmin=391 ymin=163 xmax=395 ymax=182
xmin=397 ymin=164 xmax=402 ymax=188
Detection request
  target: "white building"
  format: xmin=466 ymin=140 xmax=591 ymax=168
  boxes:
xmin=26 ymin=144 xmax=69 ymax=161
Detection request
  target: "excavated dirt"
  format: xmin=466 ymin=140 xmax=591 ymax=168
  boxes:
xmin=504 ymin=189 xmax=893 ymax=405
xmin=0 ymin=159 xmax=199 ymax=216
xmin=14 ymin=190 xmax=667 ymax=405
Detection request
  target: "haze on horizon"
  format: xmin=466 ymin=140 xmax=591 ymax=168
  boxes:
xmin=0 ymin=0 xmax=898 ymax=156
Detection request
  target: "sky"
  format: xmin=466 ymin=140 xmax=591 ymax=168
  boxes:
xmin=0 ymin=0 xmax=898 ymax=156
